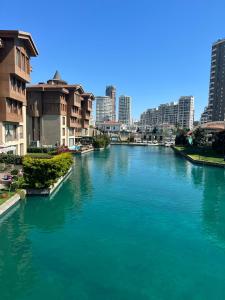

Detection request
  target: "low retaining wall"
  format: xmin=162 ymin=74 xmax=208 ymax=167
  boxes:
xmin=0 ymin=193 xmax=21 ymax=217
xmin=26 ymin=167 xmax=72 ymax=196
xmin=172 ymin=146 xmax=225 ymax=168
xmin=111 ymin=143 xmax=148 ymax=146
xmin=79 ymin=148 xmax=94 ymax=155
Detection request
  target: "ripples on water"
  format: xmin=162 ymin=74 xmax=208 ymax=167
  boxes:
xmin=0 ymin=146 xmax=225 ymax=300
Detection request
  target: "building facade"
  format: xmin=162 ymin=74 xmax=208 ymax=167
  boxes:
xmin=200 ymin=107 xmax=209 ymax=124
xmin=27 ymin=71 xmax=94 ymax=147
xmin=140 ymin=96 xmax=194 ymax=130
xmin=118 ymin=95 xmax=132 ymax=125
xmin=95 ymin=96 xmax=114 ymax=124
xmin=105 ymin=85 xmax=116 ymax=120
xmin=0 ymin=30 xmax=38 ymax=155
xmin=96 ymin=121 xmax=121 ymax=133
xmin=177 ymin=96 xmax=194 ymax=129
xmin=205 ymin=39 xmax=225 ymax=122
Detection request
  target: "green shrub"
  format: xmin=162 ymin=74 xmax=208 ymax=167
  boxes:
xmin=11 ymin=168 xmax=19 ymax=175
xmin=23 ymin=153 xmax=73 ymax=189
xmin=27 ymin=147 xmax=55 ymax=154
xmin=16 ymin=189 xmax=26 ymax=200
xmin=93 ymin=135 xmax=110 ymax=149
xmin=0 ymin=163 xmax=6 ymax=171
xmin=26 ymin=153 xmax=52 ymax=159
xmin=0 ymin=154 xmax=22 ymax=165
xmin=175 ymin=129 xmax=188 ymax=146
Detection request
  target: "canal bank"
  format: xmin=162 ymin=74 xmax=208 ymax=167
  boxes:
xmin=0 ymin=192 xmax=22 ymax=217
xmin=172 ymin=145 xmax=225 ymax=168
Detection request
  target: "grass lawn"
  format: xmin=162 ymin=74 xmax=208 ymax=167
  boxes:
xmin=0 ymin=191 xmax=16 ymax=205
xmin=174 ymin=146 xmax=225 ymax=165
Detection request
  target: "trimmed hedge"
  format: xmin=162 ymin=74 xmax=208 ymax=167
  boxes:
xmin=23 ymin=153 xmax=73 ymax=189
xmin=0 ymin=154 xmax=22 ymax=165
xmin=27 ymin=147 xmax=55 ymax=153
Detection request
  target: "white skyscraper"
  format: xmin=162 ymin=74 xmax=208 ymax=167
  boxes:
xmin=178 ymin=96 xmax=194 ymax=129
xmin=96 ymin=96 xmax=114 ymax=124
xmin=118 ymin=95 xmax=132 ymax=125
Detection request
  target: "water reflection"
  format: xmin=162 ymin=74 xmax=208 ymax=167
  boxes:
xmin=175 ymin=153 xmax=225 ymax=247
xmin=0 ymin=155 xmax=94 ymax=298
xmin=191 ymin=166 xmax=204 ymax=188
xmin=23 ymin=155 xmax=93 ymax=231
xmin=93 ymin=147 xmax=129 ymax=180
xmin=201 ymin=167 xmax=225 ymax=247
xmin=0 ymin=204 xmax=36 ymax=299
xmin=168 ymin=149 xmax=225 ymax=247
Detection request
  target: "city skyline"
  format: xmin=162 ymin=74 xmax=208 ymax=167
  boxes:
xmin=2 ymin=0 xmax=225 ymax=120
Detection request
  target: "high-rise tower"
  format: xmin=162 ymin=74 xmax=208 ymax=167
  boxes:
xmin=118 ymin=95 xmax=132 ymax=125
xmin=105 ymin=85 xmax=116 ymax=120
xmin=207 ymin=39 xmax=225 ymax=122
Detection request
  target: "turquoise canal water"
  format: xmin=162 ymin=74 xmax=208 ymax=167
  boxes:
xmin=1 ymin=146 xmax=225 ymax=299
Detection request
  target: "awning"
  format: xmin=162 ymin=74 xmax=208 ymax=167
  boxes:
xmin=0 ymin=145 xmax=16 ymax=154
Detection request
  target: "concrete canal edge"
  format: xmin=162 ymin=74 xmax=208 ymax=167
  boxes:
xmin=172 ymin=146 xmax=225 ymax=168
xmin=78 ymin=148 xmax=94 ymax=154
xmin=0 ymin=192 xmax=25 ymax=217
xmin=26 ymin=167 xmax=72 ymax=196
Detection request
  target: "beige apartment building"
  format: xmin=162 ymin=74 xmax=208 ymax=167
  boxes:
xmin=0 ymin=30 xmax=38 ymax=155
xmin=27 ymin=71 xmax=94 ymax=147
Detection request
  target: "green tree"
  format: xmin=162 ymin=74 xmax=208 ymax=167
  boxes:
xmin=192 ymin=128 xmax=207 ymax=147
xmin=175 ymin=129 xmax=188 ymax=146
xmin=93 ymin=134 xmax=110 ymax=149
xmin=212 ymin=131 xmax=225 ymax=154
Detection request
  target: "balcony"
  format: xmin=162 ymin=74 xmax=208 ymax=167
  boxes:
xmin=68 ymin=118 xmax=82 ymax=128
xmin=83 ymin=121 xmax=89 ymax=129
xmin=70 ymin=107 xmax=82 ymax=118
xmin=83 ymin=112 xmax=91 ymax=120
xmin=0 ymin=100 xmax=23 ymax=123
xmin=70 ymin=111 xmax=80 ymax=118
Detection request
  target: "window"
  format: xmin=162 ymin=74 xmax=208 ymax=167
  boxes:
xmin=69 ymin=138 xmax=74 ymax=147
xmin=69 ymin=128 xmax=74 ymax=136
xmin=62 ymin=116 xmax=66 ymax=125
xmin=26 ymin=57 xmax=30 ymax=74
xmin=62 ymin=128 xmax=65 ymax=136
xmin=16 ymin=48 xmax=21 ymax=68
xmin=22 ymin=82 xmax=26 ymax=94
xmin=5 ymin=124 xmax=17 ymax=142
xmin=21 ymin=53 xmax=25 ymax=71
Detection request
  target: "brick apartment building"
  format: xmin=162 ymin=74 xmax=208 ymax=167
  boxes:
xmin=0 ymin=30 xmax=38 ymax=155
xmin=27 ymin=71 xmax=95 ymax=147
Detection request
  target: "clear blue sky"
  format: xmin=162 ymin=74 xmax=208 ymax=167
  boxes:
xmin=1 ymin=0 xmax=225 ymax=120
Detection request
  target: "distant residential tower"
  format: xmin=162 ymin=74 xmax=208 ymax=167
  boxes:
xmin=140 ymin=96 xmax=194 ymax=130
xmin=118 ymin=95 xmax=132 ymax=125
xmin=205 ymin=39 xmax=225 ymax=122
xmin=105 ymin=85 xmax=116 ymax=120
xmin=95 ymin=96 xmax=114 ymax=124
